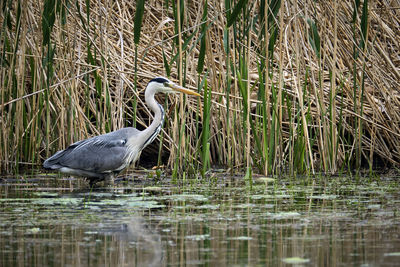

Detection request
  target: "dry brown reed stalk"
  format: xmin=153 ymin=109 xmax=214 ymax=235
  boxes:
xmin=1 ymin=0 xmax=400 ymax=176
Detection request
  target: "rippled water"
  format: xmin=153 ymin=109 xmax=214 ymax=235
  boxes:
xmin=1 ymin=172 xmax=400 ymax=266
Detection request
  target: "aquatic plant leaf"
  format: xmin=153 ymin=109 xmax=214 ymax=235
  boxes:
xmin=126 ymin=200 xmax=165 ymax=209
xmin=31 ymin=198 xmax=82 ymax=206
xmin=282 ymin=257 xmax=310 ymax=264
xmin=384 ymin=252 xmax=400 ymax=257
xmin=26 ymin=227 xmax=40 ymax=234
xmin=235 ymin=203 xmax=257 ymax=209
xmin=144 ymin=186 xmax=162 ymax=192
xmin=268 ymin=212 xmax=301 ymax=219
xmin=196 ymin=204 xmax=220 ymax=210
xmin=308 ymin=195 xmax=337 ymax=200
xmin=163 ymin=194 xmax=208 ymax=202
xmin=84 ymin=231 xmax=99 ymax=235
xmin=185 ymin=234 xmax=210 ymax=241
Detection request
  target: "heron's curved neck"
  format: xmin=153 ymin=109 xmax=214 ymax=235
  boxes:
xmin=140 ymin=89 xmax=165 ymax=149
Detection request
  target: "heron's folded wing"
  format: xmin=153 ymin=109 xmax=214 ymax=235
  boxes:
xmin=51 ymin=137 xmax=131 ymax=173
xmin=43 ymin=139 xmax=86 ymax=169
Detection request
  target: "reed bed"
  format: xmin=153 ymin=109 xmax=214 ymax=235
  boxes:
xmin=1 ymin=0 xmax=399 ymax=176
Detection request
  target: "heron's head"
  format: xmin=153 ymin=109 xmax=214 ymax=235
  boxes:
xmin=147 ymin=77 xmax=201 ymax=96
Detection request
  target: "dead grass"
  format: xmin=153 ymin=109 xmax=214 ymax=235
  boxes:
xmin=1 ymin=0 xmax=399 ymax=175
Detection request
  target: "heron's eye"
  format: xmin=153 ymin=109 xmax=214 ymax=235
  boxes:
xmin=163 ymin=82 xmax=170 ymax=87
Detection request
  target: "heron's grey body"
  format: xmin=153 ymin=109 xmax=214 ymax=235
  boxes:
xmin=43 ymin=77 xmax=199 ymax=185
xmin=43 ymin=127 xmax=143 ymax=181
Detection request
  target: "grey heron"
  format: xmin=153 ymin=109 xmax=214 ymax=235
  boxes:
xmin=43 ymin=77 xmax=200 ymax=185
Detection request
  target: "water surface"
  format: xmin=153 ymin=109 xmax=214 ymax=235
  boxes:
xmin=1 ymin=172 xmax=399 ymax=266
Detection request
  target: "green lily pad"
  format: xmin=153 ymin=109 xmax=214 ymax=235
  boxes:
xmin=31 ymin=198 xmax=82 ymax=206
xmin=163 ymin=194 xmax=208 ymax=202
xmin=126 ymin=200 xmax=165 ymax=209
xmin=196 ymin=204 xmax=220 ymax=210
xmin=185 ymin=234 xmax=210 ymax=241
xmin=235 ymin=203 xmax=257 ymax=209
xmin=269 ymin=212 xmax=301 ymax=219
xmin=85 ymin=231 xmax=99 ymax=235
xmin=384 ymin=252 xmax=400 ymax=256
xmin=255 ymin=177 xmax=276 ymax=184
xmin=26 ymin=227 xmax=40 ymax=234
xmin=143 ymin=186 xmax=162 ymax=192
xmin=308 ymin=195 xmax=337 ymax=200
xmin=282 ymin=257 xmax=310 ymax=264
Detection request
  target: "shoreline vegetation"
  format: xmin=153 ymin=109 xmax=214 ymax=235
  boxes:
xmin=1 ymin=0 xmax=399 ymax=177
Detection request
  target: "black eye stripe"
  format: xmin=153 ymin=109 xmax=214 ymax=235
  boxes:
xmin=150 ymin=77 xmax=169 ymax=84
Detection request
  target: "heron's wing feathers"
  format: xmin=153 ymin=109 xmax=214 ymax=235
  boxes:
xmin=60 ymin=137 xmax=128 ymax=173
xmin=44 ymin=128 xmax=140 ymax=173
xmin=43 ymin=139 xmax=86 ymax=168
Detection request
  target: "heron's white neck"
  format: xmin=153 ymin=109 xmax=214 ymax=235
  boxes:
xmin=140 ymin=88 xmax=165 ymax=149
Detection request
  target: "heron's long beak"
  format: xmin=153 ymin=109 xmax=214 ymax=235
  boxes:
xmin=169 ymin=83 xmax=201 ymax=96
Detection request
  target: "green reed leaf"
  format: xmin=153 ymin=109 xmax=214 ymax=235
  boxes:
xmin=227 ymin=0 xmax=248 ymax=28
xmin=359 ymin=0 xmax=368 ymax=50
xmin=307 ymin=19 xmax=320 ymax=59
xmin=134 ymin=0 xmax=145 ymax=45
xmin=197 ymin=0 xmax=208 ymax=74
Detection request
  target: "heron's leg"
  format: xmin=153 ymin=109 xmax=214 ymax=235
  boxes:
xmin=89 ymin=178 xmax=99 ymax=188
xmin=104 ymin=173 xmax=115 ymax=186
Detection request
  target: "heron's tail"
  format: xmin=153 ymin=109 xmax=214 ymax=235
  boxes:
xmin=43 ymin=150 xmax=66 ymax=169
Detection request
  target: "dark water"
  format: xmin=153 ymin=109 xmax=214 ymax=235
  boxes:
xmin=1 ymin=172 xmax=400 ymax=266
